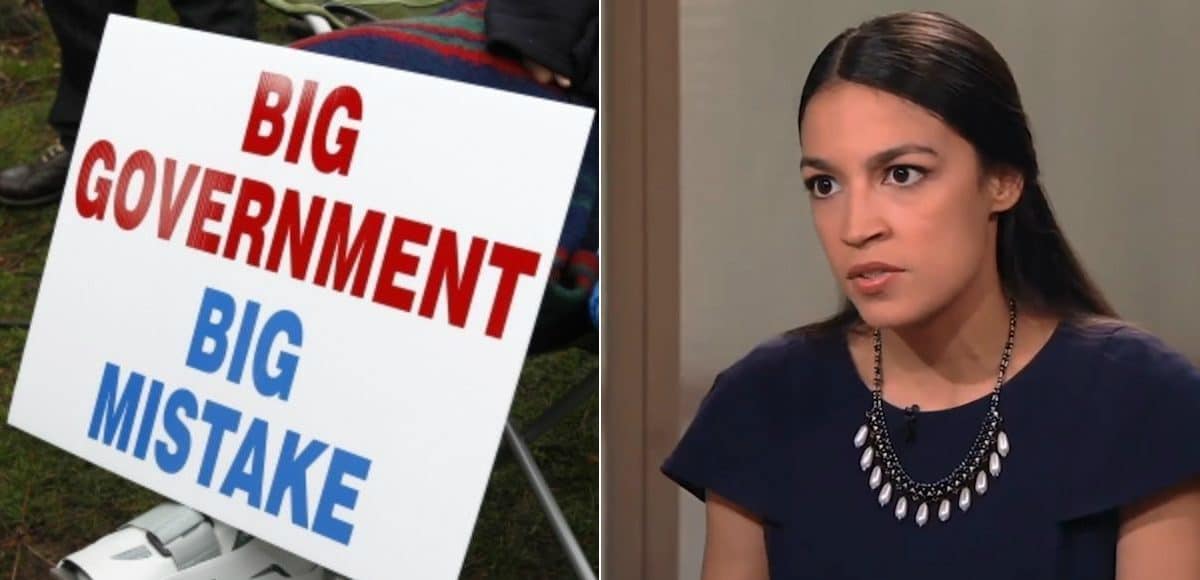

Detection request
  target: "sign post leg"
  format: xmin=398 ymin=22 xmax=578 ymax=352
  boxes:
xmin=503 ymin=421 xmax=597 ymax=580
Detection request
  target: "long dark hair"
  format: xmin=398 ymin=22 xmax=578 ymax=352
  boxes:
xmin=793 ymin=11 xmax=1116 ymax=336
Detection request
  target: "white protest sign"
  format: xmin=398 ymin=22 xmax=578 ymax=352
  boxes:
xmin=7 ymin=15 xmax=593 ymax=579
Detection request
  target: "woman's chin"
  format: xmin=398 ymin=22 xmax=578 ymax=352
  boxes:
xmin=852 ymin=300 xmax=925 ymax=330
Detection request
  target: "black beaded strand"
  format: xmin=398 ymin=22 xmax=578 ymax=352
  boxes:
xmin=854 ymin=298 xmax=1017 ymax=526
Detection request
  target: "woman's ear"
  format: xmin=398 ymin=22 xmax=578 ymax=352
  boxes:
xmin=988 ymin=168 xmax=1024 ymax=213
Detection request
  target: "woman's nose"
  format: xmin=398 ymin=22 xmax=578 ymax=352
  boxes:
xmin=839 ymin=188 xmax=888 ymax=248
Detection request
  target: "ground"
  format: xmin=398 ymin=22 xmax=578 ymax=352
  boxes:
xmin=0 ymin=1 xmax=598 ymax=578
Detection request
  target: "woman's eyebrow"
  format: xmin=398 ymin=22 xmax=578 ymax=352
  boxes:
xmin=799 ymin=156 xmax=836 ymax=172
xmin=867 ymin=144 xmax=938 ymax=169
xmin=800 ymin=143 xmax=938 ymax=172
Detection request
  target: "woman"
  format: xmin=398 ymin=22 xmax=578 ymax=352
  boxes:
xmin=662 ymin=11 xmax=1200 ymax=580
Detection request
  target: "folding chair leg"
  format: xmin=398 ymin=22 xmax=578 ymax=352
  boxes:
xmin=504 ymin=421 xmax=597 ymax=580
xmin=522 ymin=367 xmax=598 ymax=444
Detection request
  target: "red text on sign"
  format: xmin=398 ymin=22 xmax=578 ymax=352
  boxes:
xmin=74 ymin=140 xmax=541 ymax=340
xmin=241 ymin=71 xmax=362 ymax=177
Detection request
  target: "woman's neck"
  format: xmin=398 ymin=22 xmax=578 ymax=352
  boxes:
xmin=869 ymin=281 xmax=1060 ymax=411
xmin=885 ymin=288 xmax=1013 ymax=388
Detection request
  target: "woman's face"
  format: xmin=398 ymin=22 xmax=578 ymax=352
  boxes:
xmin=799 ymin=81 xmax=1018 ymax=329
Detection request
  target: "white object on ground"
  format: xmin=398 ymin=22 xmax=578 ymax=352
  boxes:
xmin=50 ymin=502 xmax=347 ymax=580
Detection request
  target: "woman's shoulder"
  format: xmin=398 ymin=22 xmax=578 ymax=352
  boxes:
xmin=690 ymin=328 xmax=853 ymax=437
xmin=720 ymin=330 xmax=823 ymax=376
xmin=710 ymin=328 xmax=845 ymax=397
xmin=1099 ymin=321 xmax=1194 ymax=367
xmin=663 ymin=327 xmax=848 ymax=520
xmin=1065 ymin=317 xmax=1200 ymax=389
xmin=1052 ymin=317 xmax=1200 ymax=519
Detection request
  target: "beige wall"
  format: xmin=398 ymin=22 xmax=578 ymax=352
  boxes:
xmin=677 ymin=0 xmax=1200 ymax=576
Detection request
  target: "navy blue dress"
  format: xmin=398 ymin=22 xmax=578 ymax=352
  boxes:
xmin=662 ymin=319 xmax=1200 ymax=579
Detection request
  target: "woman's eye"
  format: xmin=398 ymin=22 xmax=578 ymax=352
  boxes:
xmin=884 ymin=165 xmax=926 ymax=187
xmin=805 ymin=176 xmax=842 ymax=198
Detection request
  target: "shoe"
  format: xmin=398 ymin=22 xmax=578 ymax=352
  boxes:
xmin=0 ymin=141 xmax=71 ymax=207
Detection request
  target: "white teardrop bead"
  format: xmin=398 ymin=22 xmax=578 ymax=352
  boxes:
xmin=854 ymin=424 xmax=869 ymax=448
xmin=997 ymin=431 xmax=1010 ymax=457
xmin=878 ymin=483 xmax=893 ymax=506
xmin=958 ymin=488 xmax=972 ymax=512
xmin=975 ymin=471 xmax=989 ymax=495
xmin=938 ymin=499 xmax=952 ymax=522
xmin=915 ymin=503 xmax=929 ymax=527
xmin=860 ymin=446 xmax=874 ymax=471
xmin=869 ymin=466 xmax=883 ymax=490
xmin=894 ymin=497 xmax=908 ymax=520
xmin=989 ymin=452 xmax=1002 ymax=477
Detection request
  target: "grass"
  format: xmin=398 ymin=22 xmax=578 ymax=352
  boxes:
xmin=0 ymin=2 xmax=598 ymax=578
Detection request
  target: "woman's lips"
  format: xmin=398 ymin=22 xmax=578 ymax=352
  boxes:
xmin=850 ymin=271 xmax=899 ymax=295
xmin=846 ymin=262 xmax=904 ymax=296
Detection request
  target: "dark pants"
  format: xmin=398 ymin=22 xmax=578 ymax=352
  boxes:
xmin=42 ymin=0 xmax=258 ymax=149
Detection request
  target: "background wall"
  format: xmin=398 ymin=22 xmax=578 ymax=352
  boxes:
xmin=677 ymin=1 xmax=1200 ymax=576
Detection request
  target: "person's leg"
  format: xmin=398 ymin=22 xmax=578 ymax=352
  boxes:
xmin=0 ymin=0 xmax=135 ymax=207
xmin=44 ymin=0 xmax=138 ymax=149
xmin=169 ymin=0 xmax=258 ymax=40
